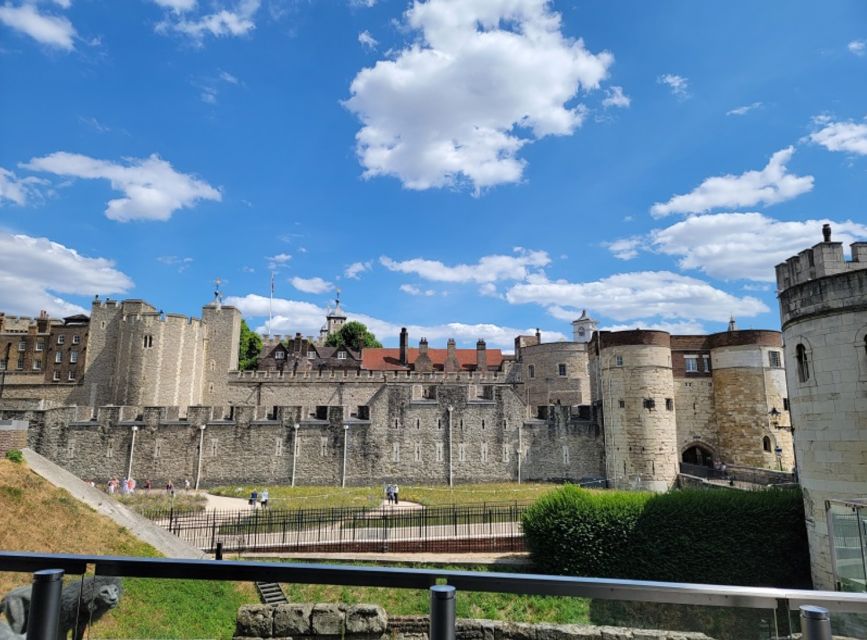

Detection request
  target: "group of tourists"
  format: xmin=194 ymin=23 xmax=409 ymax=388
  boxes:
xmin=385 ymin=483 xmax=400 ymax=505
xmin=248 ymin=488 xmax=270 ymax=509
xmin=106 ymin=477 xmax=136 ymax=495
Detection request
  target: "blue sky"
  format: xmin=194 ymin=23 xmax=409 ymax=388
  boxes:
xmin=1 ymin=0 xmax=866 ymax=349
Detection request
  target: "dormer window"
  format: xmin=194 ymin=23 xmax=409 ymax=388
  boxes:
xmin=275 ymin=350 xmax=285 ymax=360
xmin=337 ymin=351 xmax=347 ymax=360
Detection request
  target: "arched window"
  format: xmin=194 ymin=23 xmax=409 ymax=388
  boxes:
xmin=763 ymin=436 xmax=771 ymax=452
xmin=796 ymin=344 xmax=810 ymax=382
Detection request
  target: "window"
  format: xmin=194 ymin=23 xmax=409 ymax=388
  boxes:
xmin=320 ymin=437 xmax=328 ymax=457
xmin=16 ymin=355 xmax=24 ymax=370
xmin=315 ymin=405 xmax=328 ymax=420
xmin=615 ymin=355 xmax=623 ymax=367
xmin=0 ymin=359 xmax=6 ymax=371
xmin=32 ymin=359 xmax=41 ymax=371
xmin=768 ymin=351 xmax=782 ymax=368
xmin=702 ymin=355 xmax=712 ymax=372
xmin=527 ymin=364 xmax=535 ymax=379
xmin=618 ymin=399 xmax=625 ymax=408
xmin=684 ymin=355 xmax=699 ymax=373
xmin=55 ymin=352 xmax=62 ymax=364
xmin=107 ymin=443 xmax=114 ymax=459
xmin=53 ymin=371 xmax=60 ymax=381
xmin=143 ymin=334 xmax=153 ymax=349
xmin=210 ymin=438 xmax=218 ymax=457
xmin=643 ymin=398 xmax=656 ymax=410
xmin=796 ymin=344 xmax=810 ymax=382
xmin=578 ymin=327 xmax=586 ymax=337
xmin=558 ymin=363 xmax=567 ymax=376
xmin=502 ymin=444 xmax=510 ymax=463
xmin=275 ymin=350 xmax=285 ymax=360
xmin=35 ymin=339 xmax=44 ymax=352
xmin=665 ymin=398 xmax=674 ymax=411
xmin=562 ymin=446 xmax=570 ymax=465
xmin=437 ymin=418 xmax=441 ymax=430
xmin=783 ymin=397 xmax=790 ymax=411
xmin=391 ymin=442 xmax=400 ymax=462
xmin=72 ymin=335 xmax=80 ymax=345
xmin=18 ymin=340 xmax=26 ymax=352
xmin=458 ymin=443 xmax=466 ymax=462
xmin=70 ymin=351 xmax=78 ymax=364
xmin=68 ymin=371 xmax=75 ymax=381
xmin=275 ymin=438 xmax=284 ymax=457
xmin=763 ymin=436 xmax=772 ymax=452
xmin=414 ymin=442 xmax=421 ymax=462
xmin=436 ymin=443 xmax=444 ymax=462
xmin=307 ymin=351 xmax=315 ymax=359
xmin=480 ymin=442 xmax=488 ymax=462
xmin=481 ymin=419 xmax=485 ymax=430
xmin=337 ymin=351 xmax=347 ymax=360
xmin=57 ymin=335 xmax=65 ymax=345
xmin=357 ymin=405 xmax=370 ymax=420
xmin=416 ymin=418 xmax=420 ymax=430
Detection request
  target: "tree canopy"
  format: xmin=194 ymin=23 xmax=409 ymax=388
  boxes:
xmin=325 ymin=321 xmax=382 ymax=351
xmin=238 ymin=319 xmax=262 ymax=371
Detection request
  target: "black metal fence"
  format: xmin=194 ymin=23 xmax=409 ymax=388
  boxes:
xmin=142 ymin=502 xmax=527 ymax=553
xmin=679 ymin=462 xmax=797 ymax=486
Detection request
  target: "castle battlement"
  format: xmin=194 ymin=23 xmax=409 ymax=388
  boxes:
xmin=231 ymin=368 xmax=506 ymax=382
xmin=775 ymin=224 xmax=867 ymax=290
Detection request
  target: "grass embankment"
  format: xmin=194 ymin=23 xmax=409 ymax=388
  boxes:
xmin=210 ymin=482 xmax=561 ymax=509
xmin=0 ymin=459 xmax=256 ymax=639
xmin=115 ymin=490 xmax=208 ymax=514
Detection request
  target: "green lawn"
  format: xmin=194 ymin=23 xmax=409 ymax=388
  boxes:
xmin=115 ymin=490 xmax=208 ymax=514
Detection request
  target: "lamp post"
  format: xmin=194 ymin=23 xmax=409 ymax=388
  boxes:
xmin=127 ymin=425 xmax=138 ymax=480
xmin=291 ymin=423 xmax=299 ymax=487
xmin=342 ymin=424 xmax=349 ymax=488
xmin=447 ymin=405 xmax=454 ymax=487
xmin=195 ymin=424 xmax=206 ymax=490
xmin=517 ymin=421 xmax=522 ymax=484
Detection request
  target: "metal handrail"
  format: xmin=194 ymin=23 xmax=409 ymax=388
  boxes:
xmin=1 ymin=551 xmax=866 ymax=613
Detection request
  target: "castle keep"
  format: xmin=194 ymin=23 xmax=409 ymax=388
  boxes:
xmin=0 ymin=294 xmax=794 ymax=490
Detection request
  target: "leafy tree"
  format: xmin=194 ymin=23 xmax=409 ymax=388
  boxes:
xmin=325 ymin=321 xmax=382 ymax=351
xmin=238 ymin=319 xmax=262 ymax=370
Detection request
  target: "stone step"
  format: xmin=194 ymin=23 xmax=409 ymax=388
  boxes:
xmin=255 ymin=581 xmax=288 ymax=604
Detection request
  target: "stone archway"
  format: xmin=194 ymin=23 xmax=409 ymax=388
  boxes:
xmin=682 ymin=443 xmax=715 ymax=467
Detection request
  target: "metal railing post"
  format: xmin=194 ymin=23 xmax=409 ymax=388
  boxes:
xmin=430 ymin=585 xmax=456 ymax=640
xmin=27 ymin=569 xmax=64 ymax=640
xmin=800 ymin=605 xmax=832 ymax=640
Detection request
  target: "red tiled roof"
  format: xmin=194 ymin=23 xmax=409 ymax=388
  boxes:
xmin=361 ymin=348 xmax=504 ymax=371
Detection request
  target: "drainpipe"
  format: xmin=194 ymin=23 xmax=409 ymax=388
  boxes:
xmin=195 ymin=424 xmax=206 ymax=490
xmin=342 ymin=424 xmax=349 ymax=488
xmin=291 ymin=423 xmax=299 ymax=487
xmin=127 ymin=425 xmax=138 ymax=480
xmin=447 ymin=405 xmax=454 ymax=487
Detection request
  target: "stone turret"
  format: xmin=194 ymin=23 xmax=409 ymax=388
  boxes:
xmin=571 ymin=310 xmax=597 ymax=343
xmin=444 ymin=339 xmax=460 ymax=373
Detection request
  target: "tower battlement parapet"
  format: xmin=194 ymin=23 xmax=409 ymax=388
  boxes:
xmin=230 ymin=368 xmax=506 ymax=382
xmin=775 ymin=224 xmax=867 ymax=290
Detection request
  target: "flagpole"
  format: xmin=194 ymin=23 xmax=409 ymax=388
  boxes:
xmin=268 ymin=271 xmax=274 ymax=338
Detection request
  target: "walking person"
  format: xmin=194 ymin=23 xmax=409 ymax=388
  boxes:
xmin=393 ymin=484 xmax=400 ymax=505
xmin=261 ymin=489 xmax=269 ymax=509
xmin=250 ymin=489 xmax=258 ymax=508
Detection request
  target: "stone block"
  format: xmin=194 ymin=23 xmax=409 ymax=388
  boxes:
xmin=494 ymin=621 xmax=536 ymax=640
xmin=345 ymin=604 xmax=387 ymax=635
xmin=311 ymin=603 xmax=345 ymax=635
xmin=273 ymin=604 xmax=312 ymax=636
xmin=236 ymin=605 xmax=274 ymax=638
xmin=600 ymin=627 xmax=632 ymax=640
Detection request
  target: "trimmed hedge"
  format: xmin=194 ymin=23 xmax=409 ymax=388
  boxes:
xmin=521 ymin=485 xmax=811 ymax=588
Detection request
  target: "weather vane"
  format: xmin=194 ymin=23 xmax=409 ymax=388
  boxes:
xmin=214 ymin=277 xmax=223 ymax=305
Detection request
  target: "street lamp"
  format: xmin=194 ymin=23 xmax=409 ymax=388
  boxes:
xmin=195 ymin=424 xmax=206 ymax=490
xmin=342 ymin=424 xmax=349 ymax=488
xmin=447 ymin=406 xmax=454 ymax=487
xmin=291 ymin=423 xmax=300 ymax=487
xmin=126 ymin=425 xmax=138 ymax=480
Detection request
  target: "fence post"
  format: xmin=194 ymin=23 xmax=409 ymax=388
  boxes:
xmin=429 ymin=585 xmax=456 ymax=640
xmin=27 ymin=569 xmax=64 ymax=640
xmin=800 ymin=606 xmax=832 ymax=640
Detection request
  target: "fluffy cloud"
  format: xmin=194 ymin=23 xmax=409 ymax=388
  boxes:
xmin=155 ymin=0 xmax=260 ymax=42
xmin=505 ymin=271 xmax=768 ymax=323
xmin=657 ymin=73 xmax=688 ymax=98
xmin=381 ymin=248 xmax=549 ymax=283
xmin=400 ymin=284 xmax=435 ymax=296
xmin=602 ymin=85 xmax=630 ymax=108
xmin=224 ymin=293 xmax=567 ymax=348
xmin=726 ymin=101 xmax=762 ymax=116
xmin=0 ymin=167 xmax=46 ymax=205
xmin=606 ymin=236 xmax=643 ymax=260
xmin=0 ymin=2 xmax=76 ymax=50
xmin=358 ymin=30 xmax=377 ymax=49
xmin=600 ymin=320 xmax=708 ymax=335
xmin=0 ymin=232 xmax=133 ymax=316
xmin=809 ymin=119 xmax=867 ymax=156
xmin=21 ymin=151 xmax=221 ymax=221
xmin=344 ymin=0 xmax=613 ymax=192
xmin=649 ymin=212 xmax=867 ymax=282
xmin=266 ymin=253 xmax=292 ymax=270
xmin=650 ymin=147 xmax=813 ymax=217
xmin=344 ymin=261 xmax=372 ymax=279
xmin=152 ymin=0 xmax=197 ymax=12
xmin=291 ymin=276 xmax=333 ymax=294
xmin=849 ymin=40 xmax=865 ymax=56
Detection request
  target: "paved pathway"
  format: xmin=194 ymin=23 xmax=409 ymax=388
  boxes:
xmin=240 ymin=551 xmax=532 ymax=567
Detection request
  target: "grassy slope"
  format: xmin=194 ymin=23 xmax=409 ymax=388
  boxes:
xmin=0 ymin=460 xmax=255 ymax=639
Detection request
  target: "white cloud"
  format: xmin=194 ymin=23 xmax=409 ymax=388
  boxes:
xmin=0 ymin=231 xmax=133 ymax=316
xmin=650 ymin=146 xmax=813 ymax=217
xmin=400 ymin=283 xmax=435 ymax=296
xmin=21 ymin=151 xmax=221 ymax=222
xmin=152 ymin=0 xmax=196 ymax=12
xmin=380 ymin=248 xmax=550 ymax=283
xmin=809 ymin=119 xmax=867 ymax=156
xmin=657 ymin=73 xmax=688 ymax=98
xmin=505 ymin=271 xmax=768 ymax=323
xmin=606 ymin=236 xmax=643 ymax=260
xmin=602 ymin=85 xmax=630 ymax=108
xmin=224 ymin=293 xmax=567 ymax=348
xmin=849 ymin=40 xmax=865 ymax=56
xmin=0 ymin=2 xmax=76 ymax=50
xmin=349 ymin=0 xmax=376 ymax=7
xmin=726 ymin=101 xmax=762 ymax=116
xmin=219 ymin=70 xmax=239 ymax=84
xmin=156 ymin=0 xmax=260 ymax=42
xmin=358 ymin=30 xmax=377 ymax=49
xmin=344 ymin=261 xmax=372 ymax=279
xmin=51 ymin=0 xmax=71 ymax=7
xmin=266 ymin=253 xmax=292 ymax=270
xmin=291 ymin=276 xmax=333 ymax=294
xmin=0 ymin=167 xmax=46 ymax=205
xmin=344 ymin=0 xmax=613 ymax=192
xmin=648 ymin=212 xmax=867 ymax=282
xmin=156 ymin=255 xmax=193 ymax=272
xmin=478 ymin=282 xmax=501 ymax=298
xmin=600 ymin=320 xmax=707 ymax=335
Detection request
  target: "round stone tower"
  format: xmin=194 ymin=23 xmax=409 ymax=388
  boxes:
xmin=593 ymin=330 xmax=679 ymax=491
xmin=707 ymin=329 xmax=794 ymax=471
xmin=776 ymin=226 xmax=867 ymax=590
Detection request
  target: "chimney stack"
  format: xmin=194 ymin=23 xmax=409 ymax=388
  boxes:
xmin=419 ymin=338 xmax=429 ymax=355
xmin=444 ymin=338 xmax=460 ymax=373
xmin=476 ymin=339 xmax=487 ymax=371
xmin=535 ymin=328 xmax=542 ymax=345
xmin=399 ymin=327 xmax=409 ymax=365
xmin=822 ymin=223 xmax=832 ymax=243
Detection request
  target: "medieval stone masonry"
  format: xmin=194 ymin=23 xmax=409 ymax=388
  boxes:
xmin=0 ymin=294 xmax=795 ymax=490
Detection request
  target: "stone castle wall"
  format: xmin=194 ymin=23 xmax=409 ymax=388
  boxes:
xmin=673 ymin=378 xmax=717 ymax=457
xmin=519 ymin=341 xmax=590 ymax=409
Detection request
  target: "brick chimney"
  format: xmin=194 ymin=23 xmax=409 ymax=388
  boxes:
xmin=444 ymin=338 xmax=460 ymax=373
xmin=37 ymin=310 xmax=49 ymax=334
xmin=535 ymin=328 xmax=542 ymax=345
xmin=415 ymin=338 xmax=433 ymax=373
xmin=399 ymin=327 xmax=408 ymax=365
xmin=476 ymin=339 xmax=487 ymax=371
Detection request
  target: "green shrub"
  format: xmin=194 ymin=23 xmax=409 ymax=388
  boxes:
xmin=521 ymin=485 xmax=811 ymax=588
xmin=4 ymin=449 xmax=24 ymax=464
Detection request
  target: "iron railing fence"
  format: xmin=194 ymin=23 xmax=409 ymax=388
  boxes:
xmin=679 ymin=463 xmax=797 ymax=486
xmin=141 ymin=502 xmax=528 ymax=553
xmin=2 ymin=552 xmax=866 ymax=640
